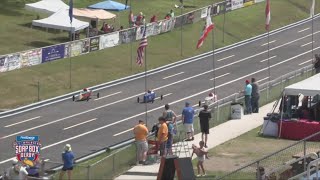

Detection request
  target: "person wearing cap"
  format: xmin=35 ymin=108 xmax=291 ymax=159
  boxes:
xmin=5 ymin=158 xmax=28 ymax=180
xmin=182 ymin=102 xmax=195 ymax=141
xmin=242 ymin=80 xmax=252 ymax=114
xmin=157 ymin=116 xmax=168 ymax=156
xmin=133 ymin=120 xmax=149 ymax=165
xmin=198 ymin=105 xmax=212 ymax=148
xmin=59 ymin=144 xmax=74 ymax=180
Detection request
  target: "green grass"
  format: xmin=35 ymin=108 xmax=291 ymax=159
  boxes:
xmin=0 ymin=0 xmax=319 ymax=108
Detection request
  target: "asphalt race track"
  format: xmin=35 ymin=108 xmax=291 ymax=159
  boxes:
xmin=0 ymin=16 xmax=319 ymax=170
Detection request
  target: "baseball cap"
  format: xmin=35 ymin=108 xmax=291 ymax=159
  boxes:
xmin=64 ymin=144 xmax=72 ymax=152
xmin=12 ymin=158 xmax=18 ymax=165
xmin=245 ymin=80 xmax=250 ymax=84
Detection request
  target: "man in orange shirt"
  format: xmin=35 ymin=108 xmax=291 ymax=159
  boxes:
xmin=157 ymin=117 xmax=168 ymax=157
xmin=133 ymin=120 xmax=149 ymax=164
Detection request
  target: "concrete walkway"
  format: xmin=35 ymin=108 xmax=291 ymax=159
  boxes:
xmin=115 ymin=102 xmax=275 ymax=180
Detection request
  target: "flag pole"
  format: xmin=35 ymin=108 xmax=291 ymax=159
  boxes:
xmin=69 ymin=24 xmax=72 ymax=89
xmin=222 ymin=0 xmax=226 ymax=44
xmin=267 ymin=29 xmax=270 ymax=100
xmin=180 ymin=0 xmax=183 ymax=57
xmin=144 ymin=42 xmax=148 ymax=127
xmin=130 ymin=0 xmax=133 ymax=72
xmin=312 ymin=10 xmax=314 ymax=72
xmin=212 ymin=17 xmax=216 ymax=95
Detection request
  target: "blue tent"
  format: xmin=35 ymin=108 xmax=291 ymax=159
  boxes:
xmin=88 ymin=0 xmax=130 ymax=11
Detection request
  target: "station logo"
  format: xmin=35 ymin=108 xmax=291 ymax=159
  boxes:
xmin=13 ymin=136 xmax=41 ymax=167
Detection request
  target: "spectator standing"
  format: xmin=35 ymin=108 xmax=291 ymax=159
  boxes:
xmin=163 ymin=104 xmax=177 ymax=123
xmin=191 ymin=141 xmax=209 ymax=177
xmin=314 ymin=54 xmax=320 ymax=74
xmin=59 ymin=144 xmax=74 ymax=180
xmin=182 ymin=102 xmax=195 ymax=141
xmin=150 ymin=15 xmax=157 ymax=23
xmin=5 ymin=158 xmax=28 ymax=180
xmin=166 ymin=121 xmax=174 ymax=155
xmin=251 ymin=78 xmax=260 ymax=113
xmin=133 ymin=120 xmax=149 ymax=165
xmin=170 ymin=9 xmax=175 ymax=18
xmin=242 ymin=80 xmax=252 ymax=114
xmin=198 ymin=105 xmax=211 ymax=148
xmin=157 ymin=117 xmax=168 ymax=157
xmin=128 ymin=11 xmax=135 ymax=27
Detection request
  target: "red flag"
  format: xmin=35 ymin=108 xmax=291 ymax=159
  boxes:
xmin=196 ymin=8 xmax=214 ymax=49
xmin=136 ymin=27 xmax=148 ymax=66
xmin=265 ymin=0 xmax=271 ymax=31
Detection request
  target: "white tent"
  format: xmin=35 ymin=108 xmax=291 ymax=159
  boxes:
xmin=32 ymin=9 xmax=89 ymax=32
xmin=284 ymin=73 xmax=320 ymax=96
xmin=25 ymin=0 xmax=69 ymax=14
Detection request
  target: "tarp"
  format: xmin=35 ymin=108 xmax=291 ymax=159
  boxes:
xmin=88 ymin=0 xmax=130 ymax=11
xmin=32 ymin=9 xmax=89 ymax=32
xmin=284 ymin=73 xmax=320 ymax=96
xmin=73 ymin=8 xmax=116 ymax=20
xmin=25 ymin=0 xmax=69 ymax=14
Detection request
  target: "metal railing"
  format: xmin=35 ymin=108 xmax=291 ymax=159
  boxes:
xmin=36 ymin=65 xmax=315 ymax=179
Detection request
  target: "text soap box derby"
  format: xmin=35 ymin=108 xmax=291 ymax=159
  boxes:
xmin=72 ymin=88 xmax=100 ymax=102
xmin=137 ymin=90 xmax=163 ymax=103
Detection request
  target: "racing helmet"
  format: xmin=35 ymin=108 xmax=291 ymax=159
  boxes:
xmin=209 ymin=92 xmax=213 ymax=97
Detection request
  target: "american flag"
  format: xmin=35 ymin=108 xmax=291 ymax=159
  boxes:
xmin=265 ymin=0 xmax=270 ymax=31
xmin=136 ymin=26 xmax=148 ymax=66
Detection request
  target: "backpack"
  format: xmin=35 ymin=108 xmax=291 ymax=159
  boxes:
xmin=164 ymin=110 xmax=173 ymax=121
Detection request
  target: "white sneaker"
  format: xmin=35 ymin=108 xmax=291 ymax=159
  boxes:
xmin=196 ymin=174 xmax=201 ymax=177
xmin=202 ymin=173 xmax=206 ymax=176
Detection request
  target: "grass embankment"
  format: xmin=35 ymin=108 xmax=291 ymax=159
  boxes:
xmin=0 ymin=0 xmax=319 ymax=109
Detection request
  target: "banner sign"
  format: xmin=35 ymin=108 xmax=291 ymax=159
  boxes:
xmin=6 ymin=54 xmax=21 ymax=71
xmin=160 ymin=19 xmax=175 ymax=33
xmin=42 ymin=44 xmax=65 ymax=63
xmin=99 ymin=32 xmax=120 ymax=49
xmin=244 ymin=0 xmax=254 ymax=7
xmin=0 ymin=56 xmax=7 ymax=72
xmin=201 ymin=8 xmax=208 ymax=18
xmin=64 ymin=43 xmax=70 ymax=58
xmin=211 ymin=2 xmax=225 ymax=15
xmin=225 ymin=0 xmax=232 ymax=11
xmin=90 ymin=37 xmax=100 ymax=52
xmin=136 ymin=26 xmax=146 ymax=40
xmin=146 ymin=23 xmax=155 ymax=37
xmin=68 ymin=41 xmax=83 ymax=57
xmin=174 ymin=12 xmax=195 ymax=28
xmin=13 ymin=136 xmax=41 ymax=167
xmin=153 ymin=21 xmax=162 ymax=35
xmin=231 ymin=0 xmax=244 ymax=10
xmin=20 ymin=49 xmax=42 ymax=68
xmin=82 ymin=39 xmax=90 ymax=54
xmin=119 ymin=28 xmax=136 ymax=44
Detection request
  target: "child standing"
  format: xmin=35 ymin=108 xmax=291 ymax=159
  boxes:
xmin=191 ymin=141 xmax=209 ymax=177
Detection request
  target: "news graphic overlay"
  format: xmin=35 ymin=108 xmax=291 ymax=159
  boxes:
xmin=13 ymin=136 xmax=41 ymax=167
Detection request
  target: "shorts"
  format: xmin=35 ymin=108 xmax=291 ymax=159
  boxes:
xmin=136 ymin=140 xmax=148 ymax=153
xmin=184 ymin=123 xmax=194 ymax=133
xmin=62 ymin=167 xmax=73 ymax=171
xmin=200 ymin=123 xmax=209 ymax=134
xmin=197 ymin=156 xmax=205 ymax=162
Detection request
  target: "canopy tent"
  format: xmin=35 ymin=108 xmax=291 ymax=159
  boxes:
xmin=88 ymin=0 xmax=130 ymax=11
xmin=25 ymin=0 xmax=69 ymax=14
xmin=283 ymin=73 xmax=320 ymax=96
xmin=73 ymin=8 xmax=116 ymax=20
xmin=32 ymin=9 xmax=89 ymax=32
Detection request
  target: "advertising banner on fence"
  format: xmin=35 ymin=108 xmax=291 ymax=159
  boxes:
xmin=146 ymin=23 xmax=155 ymax=37
xmin=64 ymin=44 xmax=70 ymax=58
xmin=90 ymin=37 xmax=100 ymax=52
xmin=136 ymin=23 xmax=155 ymax=40
xmin=243 ymin=0 xmax=254 ymax=7
xmin=174 ymin=12 xmax=195 ymax=28
xmin=153 ymin=21 xmax=162 ymax=35
xmin=42 ymin=44 xmax=65 ymax=63
xmin=82 ymin=39 xmax=90 ymax=54
xmin=136 ymin=25 xmax=145 ymax=40
xmin=119 ymin=28 xmax=136 ymax=44
xmin=99 ymin=32 xmax=120 ymax=49
xmin=231 ymin=0 xmax=243 ymax=10
xmin=69 ymin=41 xmax=83 ymax=57
xmin=160 ymin=19 xmax=175 ymax=33
xmin=211 ymin=1 xmax=225 ymax=15
xmin=0 ymin=56 xmax=6 ymax=72
xmin=225 ymin=0 xmax=232 ymax=11
xmin=20 ymin=49 xmax=42 ymax=68
xmin=6 ymin=54 xmax=21 ymax=71
xmin=201 ymin=8 xmax=208 ymax=18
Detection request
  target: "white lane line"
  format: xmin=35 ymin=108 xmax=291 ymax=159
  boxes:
xmin=4 ymin=116 xmax=41 ymax=128
xmin=299 ymin=59 xmax=313 ymax=66
xmin=113 ymin=128 xmax=133 ymax=137
xmin=1 ymin=32 xmax=318 ymax=140
xmin=154 ymin=93 xmax=172 ymax=100
xmin=260 ymin=55 xmax=277 ymax=63
xmin=210 ymin=73 xmax=230 ymax=81
xmin=298 ymin=27 xmax=310 ymax=33
xmin=257 ymin=77 xmax=269 ymax=83
xmin=217 ymin=55 xmax=235 ymax=62
xmin=63 ymin=118 xmax=97 ymax=130
xmin=261 ymin=40 xmax=276 ymax=47
xmin=94 ymin=91 xmax=122 ymax=101
xmin=163 ymin=72 xmax=184 ymax=79
xmin=1 ymin=47 xmax=316 ymax=164
xmin=301 ymin=41 xmax=314 ymax=47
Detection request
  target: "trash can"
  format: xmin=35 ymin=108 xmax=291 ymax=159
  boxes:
xmin=231 ymin=102 xmax=243 ymax=119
